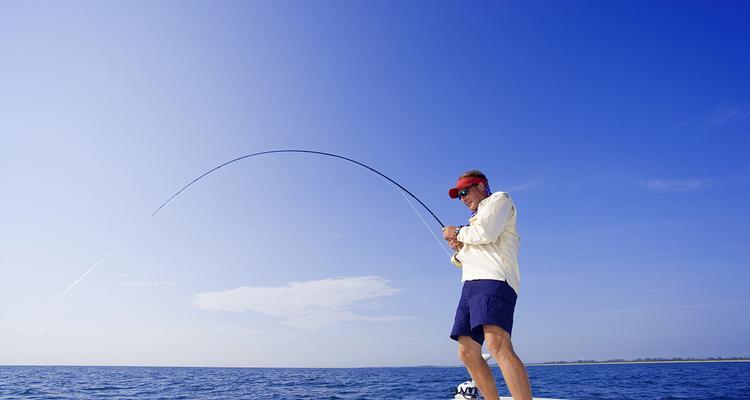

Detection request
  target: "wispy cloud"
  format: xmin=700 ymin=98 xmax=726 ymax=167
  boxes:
xmin=505 ymin=181 xmax=539 ymax=193
xmin=122 ymin=281 xmax=177 ymax=287
xmin=192 ymin=276 xmax=407 ymax=330
xmin=638 ymin=178 xmax=712 ymax=192
xmin=674 ymin=103 xmax=750 ymax=132
xmin=591 ymin=301 xmax=750 ymax=316
xmin=699 ymin=104 xmax=750 ymax=130
xmin=116 ymin=272 xmax=132 ymax=278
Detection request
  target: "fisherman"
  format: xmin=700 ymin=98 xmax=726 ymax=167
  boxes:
xmin=443 ymin=170 xmax=533 ymax=400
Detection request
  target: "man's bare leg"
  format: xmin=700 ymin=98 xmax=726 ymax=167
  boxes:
xmin=457 ymin=336 xmax=501 ymax=400
xmin=484 ymin=325 xmax=532 ymax=400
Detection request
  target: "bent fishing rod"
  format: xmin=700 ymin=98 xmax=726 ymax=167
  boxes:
xmin=39 ymin=149 xmax=448 ymax=313
xmin=152 ymin=149 xmax=445 ymax=228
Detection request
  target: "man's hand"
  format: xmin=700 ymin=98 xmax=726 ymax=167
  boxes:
xmin=443 ymin=226 xmax=464 ymax=251
xmin=443 ymin=225 xmax=460 ymax=240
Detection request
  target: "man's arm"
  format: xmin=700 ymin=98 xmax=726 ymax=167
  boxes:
xmin=457 ymin=193 xmax=513 ymax=245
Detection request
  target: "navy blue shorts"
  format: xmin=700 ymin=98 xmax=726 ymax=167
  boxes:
xmin=450 ymin=279 xmax=517 ymax=345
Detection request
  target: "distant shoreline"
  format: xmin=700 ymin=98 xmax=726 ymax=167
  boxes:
xmin=527 ymin=359 xmax=750 ymax=366
xmin=2 ymin=359 xmax=749 ymax=369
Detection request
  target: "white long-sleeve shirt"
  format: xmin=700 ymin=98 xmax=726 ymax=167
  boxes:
xmin=451 ymin=192 xmax=521 ymax=295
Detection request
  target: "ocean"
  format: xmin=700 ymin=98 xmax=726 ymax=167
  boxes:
xmin=1 ymin=362 xmax=748 ymax=399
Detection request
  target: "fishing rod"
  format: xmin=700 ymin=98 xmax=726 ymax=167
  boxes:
xmin=36 ymin=149 xmax=448 ymax=314
xmin=152 ymin=149 xmax=445 ymax=228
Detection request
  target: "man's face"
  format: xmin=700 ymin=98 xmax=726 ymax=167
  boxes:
xmin=458 ymin=183 xmax=488 ymax=212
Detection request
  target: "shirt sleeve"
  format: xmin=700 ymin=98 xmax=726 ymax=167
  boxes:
xmin=456 ymin=193 xmax=513 ymax=245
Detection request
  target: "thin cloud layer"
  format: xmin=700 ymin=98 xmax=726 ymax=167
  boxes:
xmin=639 ymin=178 xmax=712 ymax=192
xmin=591 ymin=301 xmax=750 ymax=316
xmin=192 ymin=276 xmax=406 ymax=329
xmin=700 ymin=104 xmax=750 ymax=130
xmin=122 ymin=281 xmax=177 ymax=287
xmin=504 ymin=181 xmax=539 ymax=193
xmin=673 ymin=103 xmax=750 ymax=132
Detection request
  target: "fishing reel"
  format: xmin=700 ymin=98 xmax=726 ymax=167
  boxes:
xmin=452 ymin=380 xmax=481 ymax=399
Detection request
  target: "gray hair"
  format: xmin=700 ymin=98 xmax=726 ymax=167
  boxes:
xmin=460 ymin=170 xmax=491 ymax=194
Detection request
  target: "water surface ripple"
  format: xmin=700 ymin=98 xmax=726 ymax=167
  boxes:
xmin=1 ymin=362 xmax=748 ymax=399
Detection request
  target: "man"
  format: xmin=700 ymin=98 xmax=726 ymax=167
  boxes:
xmin=442 ymin=170 xmax=532 ymax=400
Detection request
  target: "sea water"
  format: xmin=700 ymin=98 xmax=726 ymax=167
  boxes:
xmin=1 ymin=362 xmax=748 ymax=399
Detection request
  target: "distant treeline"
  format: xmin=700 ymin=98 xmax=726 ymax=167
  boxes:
xmin=539 ymin=356 xmax=750 ymax=364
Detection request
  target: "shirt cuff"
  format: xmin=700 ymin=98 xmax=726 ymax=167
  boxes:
xmin=450 ymin=253 xmax=462 ymax=268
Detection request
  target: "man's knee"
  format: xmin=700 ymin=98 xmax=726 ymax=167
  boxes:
xmin=457 ymin=336 xmax=483 ymax=364
xmin=483 ymin=325 xmax=514 ymax=357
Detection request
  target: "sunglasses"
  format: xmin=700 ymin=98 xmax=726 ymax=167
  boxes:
xmin=457 ymin=185 xmax=476 ymax=199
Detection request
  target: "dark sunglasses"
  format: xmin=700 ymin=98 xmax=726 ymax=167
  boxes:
xmin=457 ymin=185 xmax=476 ymax=199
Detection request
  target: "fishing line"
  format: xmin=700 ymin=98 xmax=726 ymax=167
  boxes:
xmin=398 ymin=189 xmax=453 ymax=257
xmin=371 ymin=172 xmax=452 ymax=256
xmin=24 ymin=218 xmax=152 ymax=331
xmin=42 ymin=218 xmax=152 ymax=312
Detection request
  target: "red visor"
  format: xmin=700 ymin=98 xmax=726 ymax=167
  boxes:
xmin=448 ymin=177 xmax=487 ymax=199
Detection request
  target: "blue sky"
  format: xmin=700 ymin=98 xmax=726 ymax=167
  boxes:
xmin=1 ymin=1 xmax=748 ymax=367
